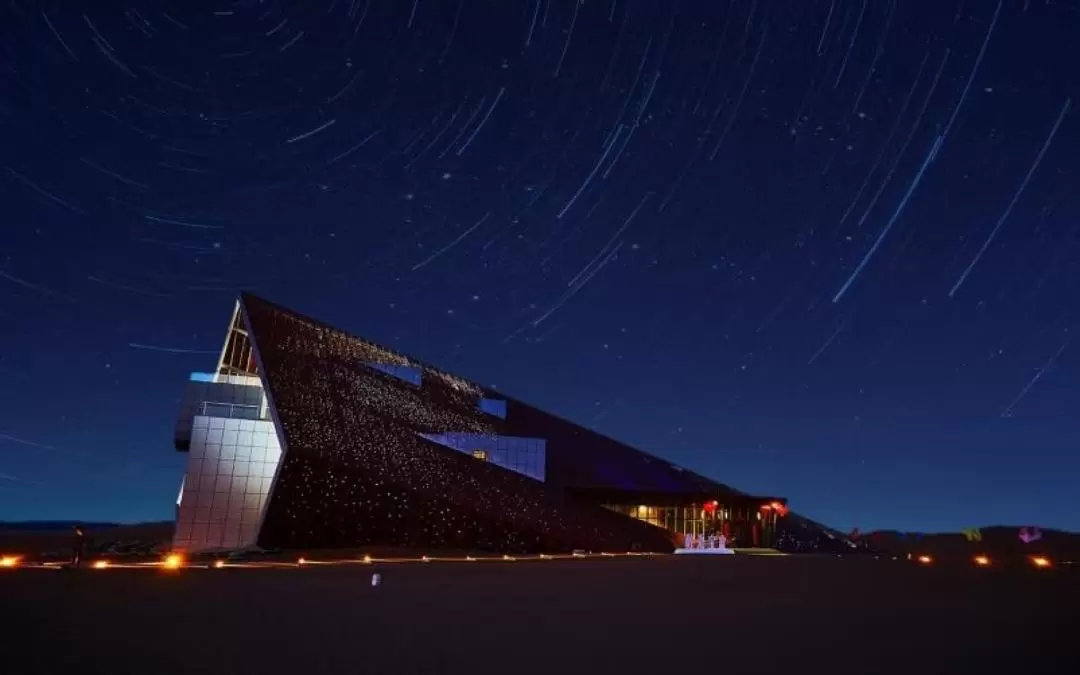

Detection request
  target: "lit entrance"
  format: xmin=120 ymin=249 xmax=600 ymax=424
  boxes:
xmin=599 ymin=498 xmax=786 ymax=549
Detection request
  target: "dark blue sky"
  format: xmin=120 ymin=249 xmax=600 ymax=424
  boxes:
xmin=1 ymin=0 xmax=1077 ymax=533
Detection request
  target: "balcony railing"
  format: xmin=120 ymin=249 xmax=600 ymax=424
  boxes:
xmin=197 ymin=401 xmax=264 ymax=420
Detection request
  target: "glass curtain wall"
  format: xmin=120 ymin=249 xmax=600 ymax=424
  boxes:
xmin=602 ymin=503 xmax=779 ymax=548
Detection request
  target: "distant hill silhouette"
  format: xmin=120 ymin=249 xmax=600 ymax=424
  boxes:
xmin=862 ymin=526 xmax=1080 ymax=562
xmin=0 ymin=521 xmax=125 ymax=531
xmin=0 ymin=521 xmax=174 ymax=556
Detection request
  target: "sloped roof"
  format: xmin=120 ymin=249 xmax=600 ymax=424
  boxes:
xmin=239 ymin=293 xmax=676 ymax=553
xmin=499 ymin=398 xmax=757 ymax=499
xmin=239 ymin=293 xmax=780 ymax=505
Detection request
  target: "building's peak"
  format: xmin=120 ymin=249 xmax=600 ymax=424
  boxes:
xmin=237 ymin=292 xmax=486 ymax=395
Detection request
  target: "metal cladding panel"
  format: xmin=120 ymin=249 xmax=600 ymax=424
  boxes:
xmin=175 ymin=375 xmax=265 ymax=451
xmin=173 ymin=416 xmax=283 ymax=553
xmin=239 ymin=293 xmax=674 ymax=554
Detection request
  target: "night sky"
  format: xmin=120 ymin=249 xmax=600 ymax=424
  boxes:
xmin=1 ymin=0 xmax=1077 ymax=534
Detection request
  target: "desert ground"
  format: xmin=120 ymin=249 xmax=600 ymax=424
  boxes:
xmin=1 ymin=555 xmax=1075 ymax=675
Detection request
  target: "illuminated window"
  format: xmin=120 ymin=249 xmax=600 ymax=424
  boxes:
xmin=472 ymin=450 xmax=488 ymax=461
xmin=218 ymin=304 xmax=258 ymax=377
xmin=479 ymin=398 xmax=507 ymax=418
xmin=366 ymin=362 xmax=422 ymax=386
xmin=417 ymin=432 xmax=546 ymax=482
xmin=629 ymin=505 xmax=660 ymax=527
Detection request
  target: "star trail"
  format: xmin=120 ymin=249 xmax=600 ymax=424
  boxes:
xmin=0 ymin=0 xmax=1077 ymax=534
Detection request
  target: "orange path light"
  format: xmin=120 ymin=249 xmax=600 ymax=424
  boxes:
xmin=162 ymin=554 xmax=183 ymax=570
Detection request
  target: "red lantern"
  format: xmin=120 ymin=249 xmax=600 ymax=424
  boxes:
xmin=703 ymin=500 xmax=718 ymax=514
xmin=770 ymin=501 xmax=789 ymax=517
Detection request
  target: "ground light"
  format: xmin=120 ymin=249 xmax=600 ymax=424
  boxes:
xmin=1030 ymin=556 xmax=1052 ymax=569
xmin=973 ymin=555 xmax=991 ymax=567
xmin=917 ymin=555 xmax=933 ymax=565
xmin=0 ymin=550 xmax=676 ymax=571
xmin=162 ymin=554 xmax=183 ymax=570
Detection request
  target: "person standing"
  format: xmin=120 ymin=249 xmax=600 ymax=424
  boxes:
xmin=71 ymin=526 xmax=85 ymax=569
